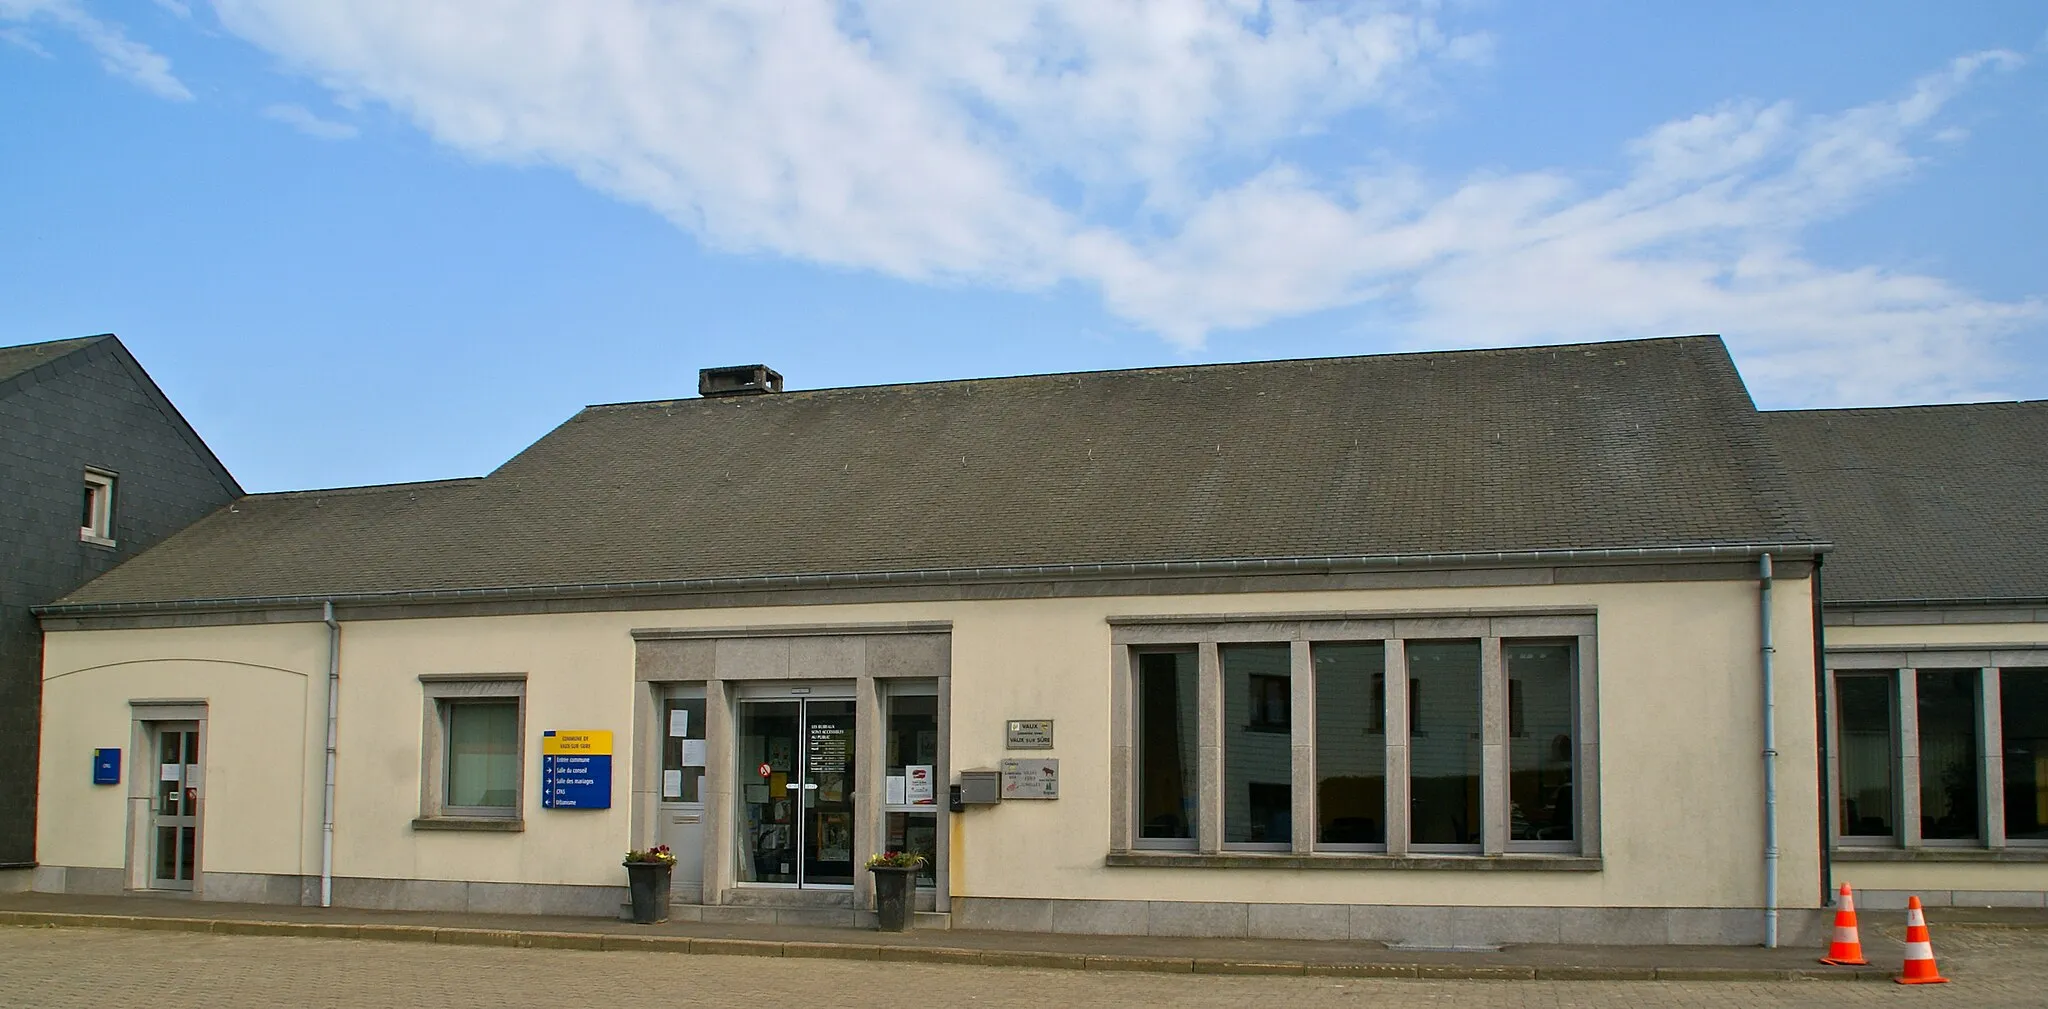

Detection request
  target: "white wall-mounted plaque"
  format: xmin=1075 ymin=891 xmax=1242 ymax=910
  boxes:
xmin=999 ymin=758 xmax=1059 ymax=799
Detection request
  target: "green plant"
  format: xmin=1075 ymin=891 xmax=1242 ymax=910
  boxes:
xmin=865 ymin=850 xmax=926 ymax=869
xmin=624 ymin=844 xmax=677 ymax=866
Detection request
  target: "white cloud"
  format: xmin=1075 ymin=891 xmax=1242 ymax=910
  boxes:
xmin=1 ymin=0 xmax=192 ymax=99
xmin=202 ymin=1 xmax=2039 ymax=406
xmin=262 ymin=102 xmax=357 ymax=140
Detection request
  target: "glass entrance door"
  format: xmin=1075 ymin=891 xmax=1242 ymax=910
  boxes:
xmin=150 ymin=722 xmax=201 ymax=890
xmin=736 ymin=698 xmax=856 ymax=887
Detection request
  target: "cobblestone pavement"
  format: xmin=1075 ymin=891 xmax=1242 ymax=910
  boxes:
xmin=4 ymin=925 xmax=2046 ymax=1008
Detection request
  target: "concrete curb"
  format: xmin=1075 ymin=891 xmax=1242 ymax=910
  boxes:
xmin=0 ymin=910 xmax=1895 ymax=982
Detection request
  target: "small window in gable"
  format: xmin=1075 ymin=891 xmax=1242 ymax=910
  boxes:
xmin=81 ymin=469 xmax=116 ymax=545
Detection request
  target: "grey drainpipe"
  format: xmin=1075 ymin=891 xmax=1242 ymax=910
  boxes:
xmin=321 ymin=601 xmax=340 ymax=908
xmin=1759 ymin=555 xmax=1779 ymax=948
xmin=1812 ymin=555 xmax=1832 ymax=904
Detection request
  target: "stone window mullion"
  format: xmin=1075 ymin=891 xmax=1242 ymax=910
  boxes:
xmin=1289 ymin=639 xmax=1315 ymax=855
xmin=1383 ymin=639 xmax=1410 ymax=857
xmin=1480 ymin=637 xmax=1508 ymax=855
xmin=1898 ymin=668 xmax=1922 ymax=849
xmin=1197 ymin=641 xmax=1223 ymax=854
xmin=1982 ymin=667 xmax=2005 ymax=848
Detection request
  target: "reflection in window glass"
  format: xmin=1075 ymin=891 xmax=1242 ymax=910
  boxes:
xmin=447 ymin=701 xmax=519 ymax=808
xmin=885 ymin=811 xmax=939 ymax=886
xmin=1224 ymin=644 xmax=1292 ymax=844
xmin=1836 ymin=674 xmax=1896 ymax=838
xmin=1136 ymin=651 xmax=1198 ymax=840
xmin=2003 ymin=670 xmax=2048 ymax=842
xmin=1315 ymin=643 xmax=1385 ymax=845
xmin=1506 ymin=643 xmax=1575 ymax=843
xmin=1408 ymin=641 xmax=1480 ymax=846
xmin=1918 ymin=669 xmax=1981 ymax=840
xmin=886 ymin=693 xmax=941 ymax=807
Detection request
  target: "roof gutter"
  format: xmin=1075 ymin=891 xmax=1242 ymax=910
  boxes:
xmin=34 ymin=541 xmax=1831 ymax=618
xmin=1824 ymin=595 xmax=2048 ymax=610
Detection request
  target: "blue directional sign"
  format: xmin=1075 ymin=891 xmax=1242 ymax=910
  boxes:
xmin=540 ymin=730 xmax=613 ymax=809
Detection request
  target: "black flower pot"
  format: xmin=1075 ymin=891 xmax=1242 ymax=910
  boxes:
xmin=625 ymin=861 xmax=672 ymax=924
xmin=871 ymin=865 xmax=917 ymax=932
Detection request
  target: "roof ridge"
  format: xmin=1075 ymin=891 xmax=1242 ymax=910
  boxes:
xmin=578 ymin=334 xmax=1726 ymax=413
xmin=240 ymin=477 xmax=485 ymax=500
xmin=1765 ymin=399 xmax=2048 ymax=418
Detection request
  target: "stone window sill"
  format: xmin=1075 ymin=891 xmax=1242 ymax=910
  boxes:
xmin=1105 ymin=852 xmax=1601 ymax=871
xmin=412 ymin=816 xmax=524 ymax=833
xmin=1833 ymin=847 xmax=2048 ymax=863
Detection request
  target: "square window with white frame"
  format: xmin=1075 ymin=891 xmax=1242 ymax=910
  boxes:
xmin=80 ymin=468 xmax=116 ymax=544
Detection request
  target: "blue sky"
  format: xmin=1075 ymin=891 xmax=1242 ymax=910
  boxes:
xmin=3 ymin=1 xmax=2044 ymax=492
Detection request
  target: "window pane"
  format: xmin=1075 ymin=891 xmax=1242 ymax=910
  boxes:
xmin=1836 ymin=674 xmax=1896 ymax=837
xmin=447 ymin=702 xmax=519 ymax=808
xmin=2003 ymin=669 xmax=2048 ymax=841
xmin=1224 ymin=644 xmax=1292 ymax=844
xmin=660 ymin=698 xmax=707 ymax=802
xmin=1507 ymin=643 xmax=1575 ymax=843
xmin=1136 ymin=651 xmax=1198 ymax=840
xmin=886 ymin=693 xmax=940 ymax=807
xmin=1409 ymin=641 xmax=1481 ymax=846
xmin=1315 ymin=643 xmax=1385 ymax=845
xmin=1917 ymin=669 xmax=1980 ymax=840
xmin=885 ymin=811 xmax=938 ymax=886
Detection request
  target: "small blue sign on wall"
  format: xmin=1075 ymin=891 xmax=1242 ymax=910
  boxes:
xmin=92 ymin=748 xmax=121 ymax=785
xmin=540 ymin=730 xmax=612 ymax=809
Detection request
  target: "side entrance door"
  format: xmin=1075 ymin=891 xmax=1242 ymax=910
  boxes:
xmin=149 ymin=721 xmax=202 ymax=890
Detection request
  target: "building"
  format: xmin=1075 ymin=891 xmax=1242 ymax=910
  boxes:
xmin=31 ymin=336 xmax=1835 ymax=945
xmin=1767 ymin=401 xmax=2048 ymax=910
xmin=0 ymin=335 xmax=241 ymax=882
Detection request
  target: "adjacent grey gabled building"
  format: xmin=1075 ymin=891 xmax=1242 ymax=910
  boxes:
xmin=0 ymin=335 xmax=240 ymax=871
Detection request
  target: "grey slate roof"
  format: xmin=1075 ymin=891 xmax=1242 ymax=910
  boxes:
xmin=56 ymin=335 xmax=1824 ymax=607
xmin=0 ymin=335 xmax=105 ymax=389
xmin=1766 ymin=401 xmax=2048 ymax=605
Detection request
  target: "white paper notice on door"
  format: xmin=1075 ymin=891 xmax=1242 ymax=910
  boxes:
xmin=668 ymin=709 xmax=689 ymax=737
xmin=160 ymin=764 xmax=181 ymax=781
xmin=680 ymin=739 xmax=707 ymax=767
xmin=885 ymin=775 xmax=907 ymax=805
xmin=662 ymin=769 xmax=683 ymax=799
xmin=906 ymin=764 xmax=935 ymax=804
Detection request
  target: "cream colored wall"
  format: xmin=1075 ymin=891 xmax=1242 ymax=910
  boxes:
xmin=38 ymin=624 xmax=326 ymax=878
xmin=1837 ymin=861 xmax=2048 ymax=894
xmin=1828 ymin=622 xmax=2048 ymax=648
xmin=40 ymin=573 xmax=1820 ymax=909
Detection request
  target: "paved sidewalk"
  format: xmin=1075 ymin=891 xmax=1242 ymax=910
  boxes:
xmin=3 ymin=891 xmax=2040 ymax=982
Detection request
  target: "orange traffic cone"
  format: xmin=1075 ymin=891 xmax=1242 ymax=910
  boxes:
xmin=1820 ymin=882 xmax=1868 ymax=965
xmin=1896 ymin=896 xmax=1948 ymax=985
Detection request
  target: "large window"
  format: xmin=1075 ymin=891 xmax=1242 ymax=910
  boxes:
xmin=1507 ymin=643 xmax=1577 ymax=845
xmin=1918 ymin=669 xmax=1981 ymax=842
xmin=1116 ymin=615 xmax=1596 ymax=859
xmin=1136 ymin=650 xmax=1199 ymax=845
xmin=1408 ymin=641 xmax=1481 ymax=849
xmin=1223 ymin=644 xmax=1293 ymax=847
xmin=1834 ymin=674 xmax=1896 ymax=840
xmin=2005 ymin=670 xmax=2048 ymax=843
xmin=883 ymin=688 xmax=940 ymax=886
xmin=1315 ymin=643 xmax=1385 ymax=846
xmin=1829 ymin=656 xmax=2048 ymax=849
